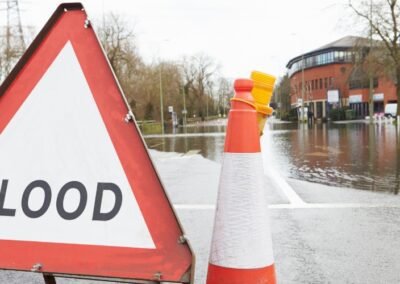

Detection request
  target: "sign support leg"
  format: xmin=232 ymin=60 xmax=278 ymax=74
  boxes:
xmin=43 ymin=274 xmax=56 ymax=284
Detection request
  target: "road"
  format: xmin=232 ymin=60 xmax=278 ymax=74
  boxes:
xmin=153 ymin=148 xmax=400 ymax=284
xmin=1 ymin=147 xmax=400 ymax=283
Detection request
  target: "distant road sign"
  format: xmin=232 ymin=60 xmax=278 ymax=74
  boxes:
xmin=327 ymin=90 xmax=339 ymax=103
xmin=168 ymin=106 xmax=174 ymax=113
xmin=0 ymin=3 xmax=192 ymax=283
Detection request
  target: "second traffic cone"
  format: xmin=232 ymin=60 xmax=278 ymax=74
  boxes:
xmin=206 ymin=79 xmax=276 ymax=284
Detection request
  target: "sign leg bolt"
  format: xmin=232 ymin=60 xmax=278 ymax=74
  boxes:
xmin=31 ymin=263 xmax=42 ymax=272
xmin=154 ymin=272 xmax=162 ymax=281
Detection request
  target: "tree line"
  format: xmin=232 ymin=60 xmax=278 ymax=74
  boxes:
xmin=0 ymin=13 xmax=233 ymax=123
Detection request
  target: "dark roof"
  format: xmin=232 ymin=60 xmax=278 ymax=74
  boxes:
xmin=309 ymin=36 xmax=368 ymax=53
xmin=286 ymin=35 xmax=368 ymax=68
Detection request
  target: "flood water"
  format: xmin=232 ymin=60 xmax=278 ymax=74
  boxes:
xmin=144 ymin=120 xmax=400 ymax=195
xmin=144 ymin=123 xmax=227 ymax=163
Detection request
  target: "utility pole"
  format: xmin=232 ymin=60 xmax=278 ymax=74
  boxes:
xmin=301 ymin=54 xmax=305 ymax=123
xmin=222 ymin=93 xmax=226 ymax=117
xmin=206 ymin=95 xmax=209 ymax=120
xmin=0 ymin=0 xmax=25 ymax=80
xmin=368 ymin=0 xmax=374 ymax=123
xmin=206 ymin=82 xmax=212 ymax=121
xmin=279 ymin=86 xmax=282 ymax=119
xmin=156 ymin=39 xmax=169 ymax=134
xmin=182 ymin=84 xmax=187 ymax=126
xmin=159 ymin=64 xmax=164 ymax=134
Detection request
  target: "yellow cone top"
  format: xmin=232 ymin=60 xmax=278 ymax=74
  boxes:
xmin=250 ymin=71 xmax=276 ymax=115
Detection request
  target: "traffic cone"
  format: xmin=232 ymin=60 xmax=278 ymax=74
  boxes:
xmin=206 ymin=79 xmax=276 ymax=284
xmin=250 ymin=71 xmax=276 ymax=136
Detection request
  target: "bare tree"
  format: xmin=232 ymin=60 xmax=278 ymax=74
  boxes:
xmin=274 ymin=75 xmax=291 ymax=118
xmin=97 ymin=14 xmax=226 ymax=124
xmin=98 ymin=14 xmax=145 ymax=111
xmin=0 ymin=26 xmax=25 ymax=82
xmin=216 ymin=77 xmax=233 ymax=117
xmin=181 ymin=54 xmax=219 ymax=119
xmin=350 ymin=0 xmax=400 ymax=115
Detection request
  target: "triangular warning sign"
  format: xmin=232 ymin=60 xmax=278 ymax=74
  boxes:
xmin=0 ymin=3 xmax=192 ymax=283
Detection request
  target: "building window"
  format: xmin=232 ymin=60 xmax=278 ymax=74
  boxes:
xmin=339 ymin=51 xmax=345 ymax=61
xmin=349 ymin=77 xmax=379 ymax=89
xmin=319 ymin=78 xmax=323 ymax=89
xmin=329 ymin=77 xmax=333 ymax=88
xmin=345 ymin=51 xmax=353 ymax=61
xmin=327 ymin=52 xmax=333 ymax=63
xmin=288 ymin=49 xmax=358 ymax=76
xmin=324 ymin=78 xmax=328 ymax=89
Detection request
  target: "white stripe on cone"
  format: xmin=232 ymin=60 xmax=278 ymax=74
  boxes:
xmin=209 ymin=152 xmax=274 ymax=269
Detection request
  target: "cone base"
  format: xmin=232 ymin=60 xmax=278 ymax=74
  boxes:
xmin=206 ymin=263 xmax=276 ymax=284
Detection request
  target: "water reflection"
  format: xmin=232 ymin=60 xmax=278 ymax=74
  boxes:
xmin=144 ymin=121 xmax=400 ymax=194
xmin=265 ymin=121 xmax=400 ymax=194
xmin=144 ymin=124 xmax=227 ymax=162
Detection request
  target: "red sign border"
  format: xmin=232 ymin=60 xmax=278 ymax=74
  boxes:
xmin=0 ymin=3 xmax=193 ymax=283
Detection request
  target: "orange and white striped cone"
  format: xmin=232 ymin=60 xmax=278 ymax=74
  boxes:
xmin=206 ymin=79 xmax=276 ymax=284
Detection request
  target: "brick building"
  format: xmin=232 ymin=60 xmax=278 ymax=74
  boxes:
xmin=286 ymin=36 xmax=397 ymax=119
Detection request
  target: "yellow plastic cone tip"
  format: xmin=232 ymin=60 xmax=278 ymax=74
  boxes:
xmin=250 ymin=71 xmax=276 ymax=115
xmin=251 ymin=71 xmax=276 ymax=89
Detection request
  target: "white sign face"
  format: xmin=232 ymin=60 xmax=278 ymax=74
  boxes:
xmin=297 ymin=98 xmax=303 ymax=106
xmin=0 ymin=42 xmax=155 ymax=249
xmin=373 ymin=93 xmax=384 ymax=101
xmin=327 ymin=90 xmax=339 ymax=103
xmin=168 ymin=106 xmax=173 ymax=112
xmin=349 ymin=95 xmax=362 ymax=104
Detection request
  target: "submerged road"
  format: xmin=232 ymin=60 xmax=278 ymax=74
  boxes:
xmin=1 ymin=147 xmax=400 ymax=283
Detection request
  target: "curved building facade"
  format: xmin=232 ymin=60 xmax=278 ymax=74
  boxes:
xmin=286 ymin=36 xmax=397 ymax=119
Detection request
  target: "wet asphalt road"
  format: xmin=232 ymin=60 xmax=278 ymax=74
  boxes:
xmin=153 ymin=149 xmax=400 ymax=284
xmin=1 ymin=150 xmax=400 ymax=284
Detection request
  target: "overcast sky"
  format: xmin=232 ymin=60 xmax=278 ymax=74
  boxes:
xmin=3 ymin=0 xmax=363 ymax=80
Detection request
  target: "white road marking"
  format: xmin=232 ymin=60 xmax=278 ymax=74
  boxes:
xmin=174 ymin=204 xmax=215 ymax=210
xmin=143 ymin=133 xmax=226 ymax=138
xmin=173 ymin=203 xmax=400 ymax=210
xmin=269 ymin=203 xmax=400 ymax=209
xmin=184 ymin=149 xmax=201 ymax=156
xmin=147 ymin=142 xmax=164 ymax=148
xmin=266 ymin=168 xmax=306 ymax=206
